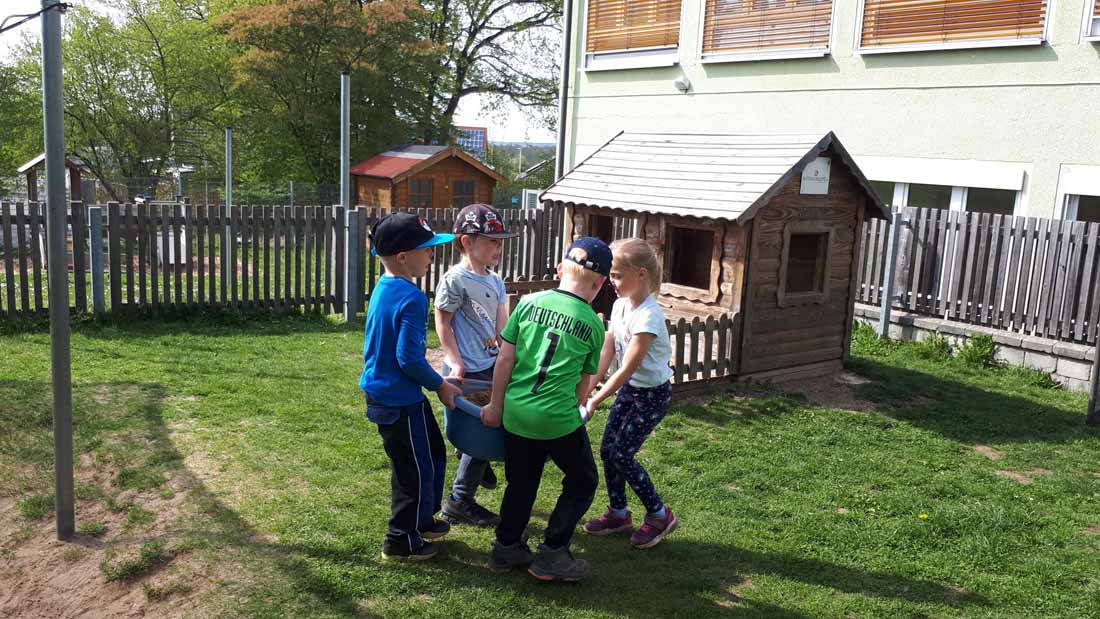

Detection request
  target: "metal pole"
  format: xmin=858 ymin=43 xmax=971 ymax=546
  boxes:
xmin=340 ymin=72 xmax=351 ymax=210
xmin=89 ymin=207 xmax=104 ymax=317
xmin=289 ymin=180 xmax=294 ymax=208
xmin=554 ymin=0 xmax=574 ymax=181
xmin=878 ymin=209 xmax=904 ymax=339
xmin=41 ymin=0 xmax=74 ymax=540
xmin=223 ymin=128 xmax=232 ymax=300
xmin=345 ymin=209 xmax=359 ymax=322
xmin=1088 ymin=337 xmax=1099 ymax=426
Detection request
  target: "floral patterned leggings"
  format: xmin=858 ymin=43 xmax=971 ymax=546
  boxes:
xmin=600 ymin=381 xmax=672 ymax=514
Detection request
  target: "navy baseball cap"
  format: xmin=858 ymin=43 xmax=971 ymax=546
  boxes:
xmin=564 ymin=237 xmax=612 ymax=277
xmin=454 ymin=204 xmax=519 ymax=239
xmin=369 ymin=212 xmax=454 ymax=257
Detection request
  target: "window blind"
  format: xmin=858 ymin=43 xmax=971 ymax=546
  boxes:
xmin=860 ymin=0 xmax=1048 ymax=48
xmin=703 ymin=0 xmax=833 ymax=56
xmin=586 ymin=0 xmax=682 ymax=53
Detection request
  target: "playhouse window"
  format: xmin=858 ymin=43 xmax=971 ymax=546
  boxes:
xmin=785 ymin=233 xmax=828 ymax=294
xmin=588 ymin=213 xmax=614 ymax=243
xmin=779 ymin=223 xmax=833 ymax=307
xmin=666 ymin=225 xmax=714 ymax=290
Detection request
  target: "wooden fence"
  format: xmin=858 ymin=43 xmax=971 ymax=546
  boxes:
xmin=857 ymin=206 xmax=1100 ymax=345
xmin=667 ymin=313 xmax=741 ymax=389
xmin=0 ymin=201 xmax=567 ymax=320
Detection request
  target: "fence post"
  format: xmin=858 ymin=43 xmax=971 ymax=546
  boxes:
xmin=107 ymin=202 xmax=121 ymax=312
xmin=345 ymin=208 xmax=359 ymax=322
xmin=89 ymin=206 xmax=104 ymax=317
xmin=878 ymin=209 xmax=905 ymax=339
xmin=1088 ymin=339 xmax=1099 ymax=426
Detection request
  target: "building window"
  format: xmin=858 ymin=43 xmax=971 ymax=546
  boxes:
xmin=907 ymin=183 xmax=952 ymax=210
xmin=779 ymin=223 xmax=832 ymax=306
xmin=859 ymin=0 xmax=1049 ymax=52
xmin=702 ymin=0 xmax=833 ymax=60
xmin=451 ymin=180 xmax=475 ymax=208
xmin=587 ymin=0 xmax=681 ymax=53
xmin=409 ymin=178 xmax=433 ymax=209
xmin=870 ymin=180 xmax=895 ymax=207
xmin=1089 ymin=0 xmax=1100 ymax=39
xmin=1078 ymin=196 xmax=1100 ymax=223
xmin=965 ymin=187 xmax=1016 ymax=216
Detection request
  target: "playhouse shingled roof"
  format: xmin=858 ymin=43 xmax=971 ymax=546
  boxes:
xmin=540 ymin=131 xmax=888 ymax=223
xmin=350 ymin=145 xmax=504 ymax=184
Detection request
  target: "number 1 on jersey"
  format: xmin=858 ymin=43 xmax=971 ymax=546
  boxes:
xmin=531 ymin=331 xmax=561 ymax=394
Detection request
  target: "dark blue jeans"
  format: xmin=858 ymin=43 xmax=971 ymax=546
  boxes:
xmin=371 ymin=398 xmax=446 ymax=552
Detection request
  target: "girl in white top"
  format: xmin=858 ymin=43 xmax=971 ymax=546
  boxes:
xmin=581 ymin=238 xmax=678 ymax=549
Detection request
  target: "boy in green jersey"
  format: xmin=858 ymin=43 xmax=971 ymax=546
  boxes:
xmin=479 ymin=237 xmax=610 ymax=582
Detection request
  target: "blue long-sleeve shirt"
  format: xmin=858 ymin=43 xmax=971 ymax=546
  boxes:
xmin=359 ymin=276 xmax=443 ymax=411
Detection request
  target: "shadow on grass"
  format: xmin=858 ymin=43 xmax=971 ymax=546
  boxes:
xmin=845 ymin=357 xmax=1094 ymax=445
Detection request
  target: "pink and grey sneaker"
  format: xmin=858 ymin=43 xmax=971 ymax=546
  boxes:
xmin=582 ymin=509 xmax=633 ymax=536
xmin=630 ymin=508 xmax=678 ymax=549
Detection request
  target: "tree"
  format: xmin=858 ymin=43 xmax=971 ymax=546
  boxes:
xmin=0 ymin=62 xmax=42 ymax=197
xmin=218 ymin=0 xmax=430 ymax=185
xmin=416 ymin=0 xmax=561 ymax=145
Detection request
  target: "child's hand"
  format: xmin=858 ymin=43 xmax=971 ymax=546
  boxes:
xmin=446 ymin=361 xmax=465 ymax=382
xmin=480 ymin=404 xmax=502 ymax=428
xmin=437 ymin=380 xmax=461 ymax=410
xmin=585 ymin=397 xmax=601 ymax=416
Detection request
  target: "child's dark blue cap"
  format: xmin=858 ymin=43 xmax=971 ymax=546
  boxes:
xmin=370 ymin=212 xmax=454 ymax=256
xmin=564 ymin=237 xmax=612 ymax=277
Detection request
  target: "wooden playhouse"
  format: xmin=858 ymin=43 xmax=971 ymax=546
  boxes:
xmin=540 ymin=131 xmax=888 ymax=381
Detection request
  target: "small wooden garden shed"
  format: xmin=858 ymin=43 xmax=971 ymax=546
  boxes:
xmin=351 ymin=145 xmax=504 ymax=209
xmin=540 ymin=131 xmax=889 ymax=381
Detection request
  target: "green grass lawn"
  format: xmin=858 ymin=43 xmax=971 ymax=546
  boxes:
xmin=1 ymin=317 xmax=1099 ymax=618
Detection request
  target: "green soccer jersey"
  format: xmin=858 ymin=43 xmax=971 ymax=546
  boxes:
xmin=500 ymin=289 xmax=605 ymax=440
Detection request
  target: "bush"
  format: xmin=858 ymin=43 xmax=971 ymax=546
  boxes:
xmin=914 ymin=333 xmax=952 ymax=361
xmin=957 ymin=334 xmax=998 ymax=368
xmin=1003 ymin=366 xmax=1062 ymax=390
xmin=850 ymin=321 xmax=899 ymax=357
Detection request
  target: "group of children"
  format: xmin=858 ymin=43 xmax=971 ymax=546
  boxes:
xmin=359 ymin=204 xmax=677 ymax=582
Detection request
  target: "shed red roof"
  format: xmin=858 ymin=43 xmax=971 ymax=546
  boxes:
xmin=350 ymin=145 xmax=448 ymax=179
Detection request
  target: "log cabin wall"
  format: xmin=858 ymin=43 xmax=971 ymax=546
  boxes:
xmin=355 ymin=177 xmax=393 ymax=207
xmin=394 ymin=158 xmax=495 ymax=209
xmin=738 ymin=154 xmax=863 ymax=375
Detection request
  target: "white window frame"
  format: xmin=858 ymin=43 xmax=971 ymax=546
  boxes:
xmin=696 ymin=0 xmax=837 ymax=64
xmin=582 ymin=0 xmax=686 ymax=72
xmin=1083 ymin=0 xmax=1100 ymax=41
xmin=1056 ymin=164 xmax=1100 ymax=219
xmin=853 ymin=0 xmax=1051 ymax=55
xmin=889 ymin=183 xmax=1020 ymax=216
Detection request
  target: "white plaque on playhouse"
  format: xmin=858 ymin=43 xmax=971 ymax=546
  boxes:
xmin=800 ymin=157 xmax=831 ymax=195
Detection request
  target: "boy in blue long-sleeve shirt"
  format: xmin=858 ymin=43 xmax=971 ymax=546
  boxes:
xmin=361 ymin=212 xmax=462 ymax=561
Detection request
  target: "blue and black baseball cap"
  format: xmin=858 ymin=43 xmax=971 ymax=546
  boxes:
xmin=564 ymin=236 xmax=612 ymax=277
xmin=370 ymin=212 xmax=454 ymax=256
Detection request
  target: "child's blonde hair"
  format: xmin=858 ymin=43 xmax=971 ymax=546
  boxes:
xmin=560 ymin=260 xmax=604 ymax=288
xmin=610 ymin=238 xmax=662 ymax=292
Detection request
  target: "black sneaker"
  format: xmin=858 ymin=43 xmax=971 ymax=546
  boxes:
xmin=381 ymin=541 xmax=438 ymax=562
xmin=442 ymin=497 xmax=499 ymax=527
xmin=487 ymin=539 xmax=534 ymax=573
xmin=480 ymin=464 xmax=498 ymax=490
xmin=419 ymin=519 xmax=451 ymax=540
xmin=528 ymin=544 xmax=588 ymax=582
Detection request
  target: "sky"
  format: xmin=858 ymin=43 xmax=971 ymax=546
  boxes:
xmin=0 ymin=0 xmax=557 ymax=143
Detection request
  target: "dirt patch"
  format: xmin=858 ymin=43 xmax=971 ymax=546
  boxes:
xmin=715 ymin=576 xmax=754 ymax=608
xmin=1083 ymin=526 xmax=1100 ymax=536
xmin=791 ymin=371 xmax=877 ymax=412
xmin=1029 ymin=468 xmax=1053 ymax=477
xmin=995 ymin=470 xmax=1033 ymax=485
xmin=944 ymin=585 xmax=969 ymax=607
xmin=0 ymin=470 xmax=207 ymax=619
xmin=974 ymin=445 xmax=1003 ymax=461
xmin=836 ymin=507 xmax=849 ymax=514
xmin=425 ymin=348 xmax=446 ymax=373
